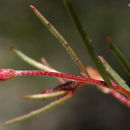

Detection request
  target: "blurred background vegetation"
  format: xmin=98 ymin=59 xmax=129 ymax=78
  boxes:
xmin=0 ymin=0 xmax=129 ymax=130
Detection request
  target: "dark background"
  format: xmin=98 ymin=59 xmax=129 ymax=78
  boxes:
xmin=0 ymin=0 xmax=129 ymax=130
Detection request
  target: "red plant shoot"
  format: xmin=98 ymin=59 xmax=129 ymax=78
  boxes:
xmin=0 ymin=69 xmax=129 ymax=98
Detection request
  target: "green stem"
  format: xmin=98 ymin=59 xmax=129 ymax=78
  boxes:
xmin=64 ymin=0 xmax=112 ymax=87
xmin=106 ymin=37 xmax=130 ymax=75
xmin=30 ymin=5 xmax=90 ymax=77
xmin=5 ymin=92 xmax=73 ymax=125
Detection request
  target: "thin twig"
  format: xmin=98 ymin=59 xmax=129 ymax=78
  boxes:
xmin=5 ymin=92 xmax=73 ymax=125
xmin=14 ymin=70 xmax=129 ymax=97
xmin=30 ymin=5 xmax=90 ymax=77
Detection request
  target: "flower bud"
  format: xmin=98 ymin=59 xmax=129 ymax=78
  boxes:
xmin=0 ymin=69 xmax=15 ymax=81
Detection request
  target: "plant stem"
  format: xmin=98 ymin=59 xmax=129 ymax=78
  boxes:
xmin=30 ymin=5 xmax=90 ymax=77
xmin=14 ymin=70 xmax=129 ymax=97
xmin=64 ymin=0 xmax=112 ymax=87
xmin=5 ymin=92 xmax=73 ymax=125
xmin=15 ymin=70 xmax=108 ymax=87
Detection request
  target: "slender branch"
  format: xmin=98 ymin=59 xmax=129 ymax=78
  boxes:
xmin=64 ymin=0 xmax=112 ymax=87
xmin=14 ymin=70 xmax=129 ymax=97
xmin=15 ymin=70 xmax=108 ymax=87
xmin=30 ymin=5 xmax=90 ymax=77
xmin=0 ymin=69 xmax=129 ymax=97
xmin=5 ymin=92 xmax=73 ymax=125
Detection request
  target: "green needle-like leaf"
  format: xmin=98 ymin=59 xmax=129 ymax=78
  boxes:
xmin=9 ymin=47 xmax=59 ymax=72
xmin=106 ymin=37 xmax=130 ymax=75
xmin=64 ymin=0 xmax=112 ymax=87
xmin=5 ymin=92 xmax=73 ymax=125
xmin=23 ymin=91 xmax=67 ymax=99
xmin=99 ymin=56 xmax=130 ymax=92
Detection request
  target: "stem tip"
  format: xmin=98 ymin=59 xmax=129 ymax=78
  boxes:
xmin=30 ymin=5 xmax=35 ymax=10
xmin=8 ymin=46 xmax=15 ymax=50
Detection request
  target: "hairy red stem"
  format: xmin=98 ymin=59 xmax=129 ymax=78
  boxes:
xmin=16 ymin=70 xmax=129 ymax=97
xmin=15 ymin=70 xmax=107 ymax=87
xmin=0 ymin=69 xmax=129 ymax=98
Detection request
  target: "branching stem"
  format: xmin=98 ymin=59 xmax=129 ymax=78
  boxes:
xmin=14 ymin=70 xmax=129 ymax=98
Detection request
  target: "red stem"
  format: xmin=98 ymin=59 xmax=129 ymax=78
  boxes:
xmin=0 ymin=69 xmax=129 ymax=98
xmin=15 ymin=70 xmax=130 ymax=98
xmin=16 ymin=70 xmax=107 ymax=87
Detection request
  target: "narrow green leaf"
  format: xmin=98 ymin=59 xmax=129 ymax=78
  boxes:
xmin=9 ymin=47 xmax=59 ymax=72
xmin=23 ymin=91 xmax=67 ymax=99
xmin=5 ymin=92 xmax=73 ymax=125
xmin=64 ymin=0 xmax=112 ymax=87
xmin=29 ymin=5 xmax=90 ymax=77
xmin=99 ymin=56 xmax=130 ymax=92
xmin=106 ymin=37 xmax=130 ymax=75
